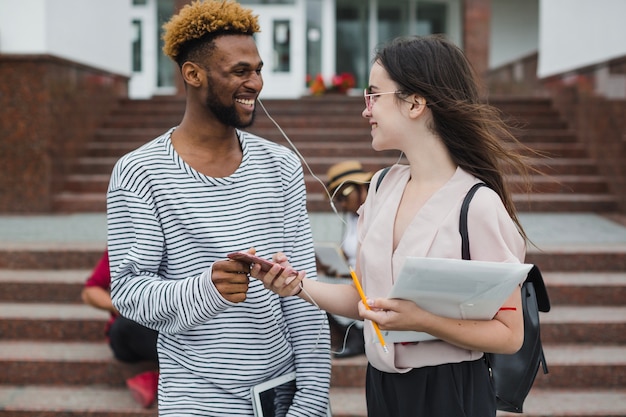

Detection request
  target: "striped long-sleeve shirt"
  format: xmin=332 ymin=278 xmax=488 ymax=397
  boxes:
xmin=107 ymin=128 xmax=331 ymax=416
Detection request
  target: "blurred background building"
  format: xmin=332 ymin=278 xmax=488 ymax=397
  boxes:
xmin=0 ymin=0 xmax=625 ymax=214
xmin=2 ymin=0 xmax=624 ymax=100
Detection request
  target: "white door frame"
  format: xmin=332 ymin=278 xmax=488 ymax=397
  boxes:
xmin=129 ymin=0 xmax=158 ymax=99
xmin=248 ymin=2 xmax=308 ymax=99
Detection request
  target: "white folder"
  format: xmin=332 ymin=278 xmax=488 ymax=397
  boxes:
xmin=383 ymin=257 xmax=532 ymax=343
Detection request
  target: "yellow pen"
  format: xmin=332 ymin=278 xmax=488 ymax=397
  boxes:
xmin=349 ymin=266 xmax=389 ymax=353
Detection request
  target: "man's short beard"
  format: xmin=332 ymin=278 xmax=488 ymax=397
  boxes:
xmin=209 ymin=99 xmax=256 ymax=128
xmin=205 ymin=80 xmax=256 ymax=128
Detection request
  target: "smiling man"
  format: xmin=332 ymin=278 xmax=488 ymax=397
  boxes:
xmin=106 ymin=1 xmax=331 ymax=415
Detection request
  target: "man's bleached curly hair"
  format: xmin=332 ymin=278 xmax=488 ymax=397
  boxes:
xmin=162 ymin=0 xmax=260 ymax=66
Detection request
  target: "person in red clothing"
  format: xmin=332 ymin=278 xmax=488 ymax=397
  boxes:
xmin=82 ymin=250 xmax=159 ymax=408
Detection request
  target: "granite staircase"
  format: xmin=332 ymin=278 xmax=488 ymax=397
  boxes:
xmin=1 ymin=228 xmax=625 ymax=416
xmin=52 ymin=95 xmax=619 ymax=214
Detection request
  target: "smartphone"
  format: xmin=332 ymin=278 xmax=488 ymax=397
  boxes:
xmin=227 ymin=252 xmax=287 ymax=274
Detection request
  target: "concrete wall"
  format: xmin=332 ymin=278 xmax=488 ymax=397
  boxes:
xmin=0 ymin=0 xmax=131 ymax=76
xmin=490 ymin=0 xmax=539 ymax=69
xmin=538 ymin=0 xmax=626 ymax=78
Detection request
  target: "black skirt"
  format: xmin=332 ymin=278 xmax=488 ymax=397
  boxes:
xmin=366 ymin=358 xmax=495 ymax=417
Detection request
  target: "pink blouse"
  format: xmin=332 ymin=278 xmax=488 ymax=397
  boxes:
xmin=357 ymin=166 xmax=525 ymax=373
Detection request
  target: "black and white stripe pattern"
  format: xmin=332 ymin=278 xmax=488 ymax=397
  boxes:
xmin=107 ymin=128 xmax=331 ymax=416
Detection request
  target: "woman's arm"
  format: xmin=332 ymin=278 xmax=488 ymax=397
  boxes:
xmin=359 ymin=285 xmax=524 ymax=354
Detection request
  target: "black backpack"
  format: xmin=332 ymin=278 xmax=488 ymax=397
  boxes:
xmin=460 ymin=183 xmax=551 ymax=413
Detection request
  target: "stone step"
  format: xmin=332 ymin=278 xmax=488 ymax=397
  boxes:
xmin=99 ymin=111 xmax=570 ymax=130
xmin=0 ymin=269 xmax=87 ymax=302
xmin=103 ymin=114 xmax=370 ymax=129
xmin=536 ymin=344 xmax=626 ymax=389
xmin=0 ymin=385 xmax=158 ymax=417
xmin=1 ymin=269 xmax=624 ymax=306
xmin=543 ymin=272 xmax=626 ymax=306
xmin=305 ymin=174 xmax=610 ymax=195
xmin=307 ymin=192 xmax=619 ymax=213
xmin=496 ymin=388 xmax=626 ymax=417
xmin=58 ymin=190 xmax=608 ymax=214
xmin=504 ymin=116 xmax=569 ymax=130
xmin=0 ymin=244 xmax=104 ymax=269
xmin=5 ymin=340 xmax=352 ymax=386
xmin=58 ymin=171 xmax=611 ymax=197
xmin=66 ymin=154 xmax=600 ymax=177
xmin=85 ymin=140 xmax=397 ymax=158
xmin=0 ymin=384 xmax=623 ymax=417
xmin=0 ymin=340 xmax=156 ymax=386
xmin=91 ymin=126 xmax=580 ymax=147
xmin=116 ymin=95 xmax=561 ymax=113
xmin=512 ymin=193 xmax=619 ymax=212
xmin=52 ymin=193 xmax=109 ymax=213
xmin=260 ymin=111 xmax=568 ymax=131
xmin=330 ymin=344 xmax=626 ymax=390
xmin=539 ymin=305 xmax=626 ymax=344
xmin=0 ymin=302 xmax=108 ymax=341
xmin=525 ymin=244 xmax=626 ymax=272
xmin=3 ymin=234 xmax=625 ymax=272
xmin=109 ymin=96 xmax=566 ymax=118
xmin=237 ymin=127 xmax=585 ymax=144
xmin=1 ymin=340 xmax=624 ymax=390
xmin=2 ymin=301 xmax=623 ymax=343
xmin=84 ymin=139 xmax=590 ymax=160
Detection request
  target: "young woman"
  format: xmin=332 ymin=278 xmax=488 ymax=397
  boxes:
xmin=253 ymin=34 xmax=533 ymax=417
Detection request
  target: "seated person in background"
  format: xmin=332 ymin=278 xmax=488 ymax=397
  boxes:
xmin=81 ymin=250 xmax=159 ymax=408
xmin=319 ymin=160 xmax=373 ymax=358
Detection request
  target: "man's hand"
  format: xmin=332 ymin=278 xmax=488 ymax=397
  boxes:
xmin=211 ymin=259 xmax=252 ymax=303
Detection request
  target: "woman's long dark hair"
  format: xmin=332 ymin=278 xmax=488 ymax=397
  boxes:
xmin=375 ymin=35 xmax=535 ymax=240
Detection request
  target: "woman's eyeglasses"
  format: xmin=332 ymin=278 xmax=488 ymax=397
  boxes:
xmin=364 ymin=89 xmax=399 ymax=112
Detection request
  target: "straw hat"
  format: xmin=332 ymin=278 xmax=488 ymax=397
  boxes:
xmin=326 ymin=160 xmax=374 ymax=194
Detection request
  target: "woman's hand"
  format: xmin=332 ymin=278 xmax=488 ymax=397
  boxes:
xmin=251 ymin=251 xmax=304 ymax=297
xmin=358 ymin=298 xmax=433 ymax=331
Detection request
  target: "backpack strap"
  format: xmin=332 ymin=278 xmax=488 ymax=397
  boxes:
xmin=459 ymin=183 xmax=487 ymax=260
xmin=527 ymin=265 xmax=551 ymax=313
xmin=375 ymin=166 xmax=391 ymax=193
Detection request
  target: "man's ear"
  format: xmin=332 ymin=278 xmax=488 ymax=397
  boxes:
xmin=181 ymin=62 xmax=203 ymax=87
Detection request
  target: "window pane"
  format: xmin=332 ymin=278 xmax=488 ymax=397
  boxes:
xmin=273 ymin=20 xmax=291 ymax=72
xmin=306 ymin=0 xmax=322 ymax=84
xmin=132 ymin=19 xmax=142 ymax=72
xmin=416 ymin=2 xmax=448 ymax=35
xmin=157 ymin=0 xmax=175 ymax=88
xmin=336 ymin=2 xmax=369 ymax=89
xmin=239 ymin=0 xmax=295 ymax=4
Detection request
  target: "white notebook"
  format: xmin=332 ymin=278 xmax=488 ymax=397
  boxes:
xmin=251 ymin=372 xmax=332 ymax=417
xmin=383 ymin=257 xmax=532 ymax=343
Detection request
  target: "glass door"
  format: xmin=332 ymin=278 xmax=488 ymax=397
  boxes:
xmin=335 ymin=0 xmax=459 ymax=91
